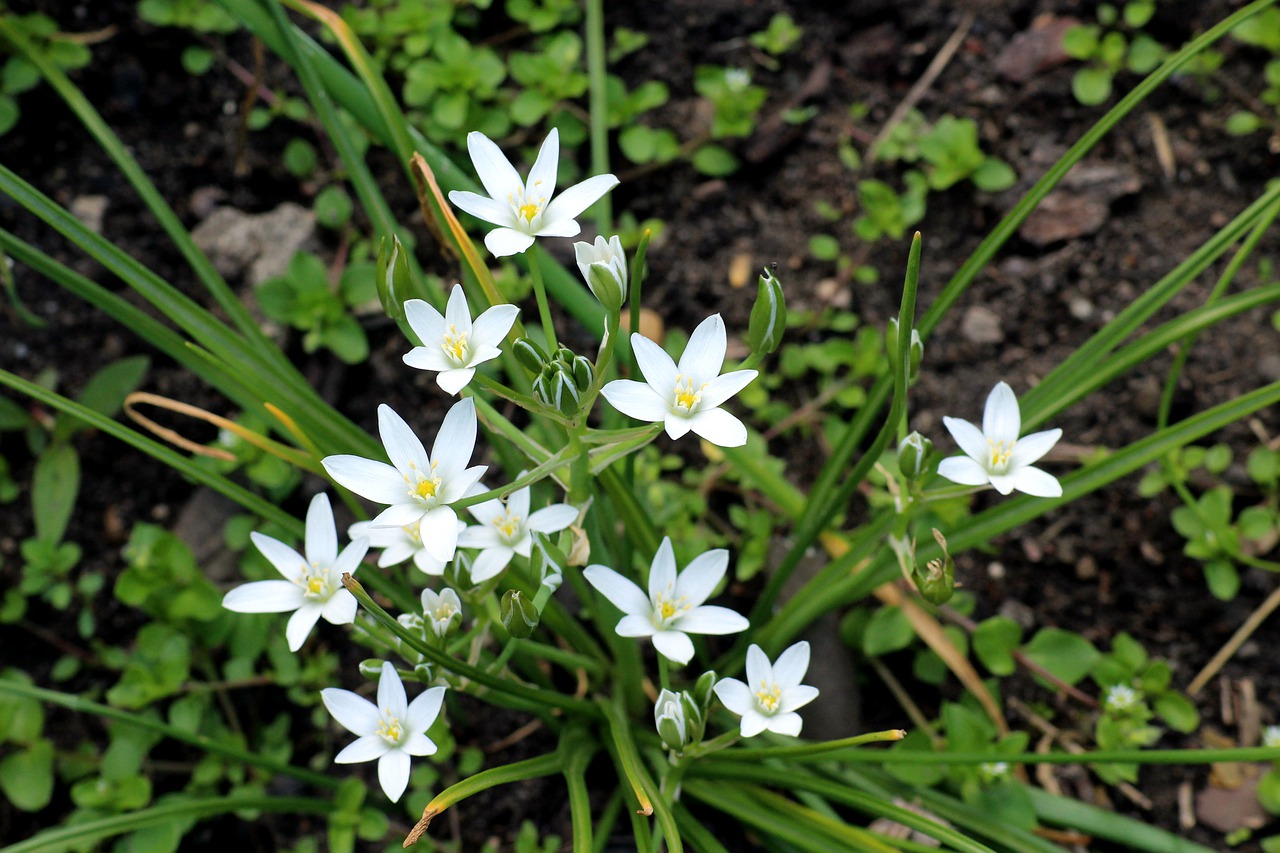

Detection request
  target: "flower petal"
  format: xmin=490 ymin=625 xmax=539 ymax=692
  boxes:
xmin=323 ymin=687 xmax=380 ymax=735
xmin=779 ymin=685 xmax=820 ymax=714
xmin=937 ymin=456 xmax=991 ymax=487
xmin=687 ymin=407 xmax=747 ymax=448
xmin=651 ymin=630 xmax=695 ymax=665
xmin=485 ymin=227 xmax=536 ymax=257
xmin=986 ymin=473 xmax=1017 ymax=495
xmin=765 ymin=712 xmax=803 ymax=737
xmin=249 ymin=532 xmax=306 ymax=581
xmin=379 ymin=405 xmax=429 ymax=477
xmin=525 ymin=127 xmax=559 ymax=205
xmin=739 ymin=709 xmax=769 ymax=738
xmin=616 ymin=614 xmax=656 ymax=637
xmin=772 ymin=641 xmax=811 ymax=691
xmin=377 ymin=662 xmax=408 ymax=719
xmin=302 ymin=493 xmax=339 ymax=567
xmin=744 ymin=644 xmax=772 ymax=686
xmin=321 ymin=590 xmax=358 ymax=625
xmin=378 ymin=749 xmax=411 ymax=802
xmin=407 ymin=685 xmax=447 ymax=732
xmin=699 ymin=369 xmax=757 ymax=410
xmin=431 ymin=398 xmax=477 ymax=480
xmin=712 ymin=677 xmax=753 ymax=717
xmin=436 ymin=367 xmax=476 ymax=396
xmin=982 ymin=382 xmax=1021 ymax=445
xmin=583 ymin=564 xmax=649 ymax=616
xmin=402 ymin=732 xmax=438 ymax=757
xmin=1009 ymin=466 xmax=1063 ymax=497
xmin=403 ymin=299 xmax=446 ymax=348
xmin=335 ymin=735 xmax=390 ymax=764
xmin=672 ymin=605 xmax=748 ymax=636
xmin=1009 ymin=428 xmax=1062 ymax=468
xmin=323 ymin=455 xmax=405 ymax=505
xmin=448 ymin=190 xmax=517 ymax=229
xmin=677 ymin=314 xmax=727 ymax=382
xmin=674 ymin=549 xmax=728 ymax=606
xmin=468 ymin=546 xmax=513 ymax=583
xmin=371 ymin=502 xmax=425 ymax=529
xmin=443 ymin=284 xmax=473 ymax=334
xmin=471 ymin=304 xmax=520 ymax=348
xmin=601 ymin=379 xmax=669 ymax=423
xmin=419 ymin=507 xmax=461 ymax=563
xmin=942 ymin=417 xmax=988 ymax=464
xmin=527 ymin=504 xmax=577 ymax=534
xmin=541 ymin=173 xmax=619 ymax=226
xmin=648 ymin=537 xmax=678 ymax=602
xmin=465 ymin=131 xmax=522 ymax=202
xmin=222 ymin=580 xmax=303 ymax=613
xmin=631 ymin=333 xmax=678 ymax=397
xmin=403 ymin=347 xmax=454 ymax=374
xmin=286 ymin=604 xmax=323 ymax=651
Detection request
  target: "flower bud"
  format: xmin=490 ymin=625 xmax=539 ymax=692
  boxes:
xmin=748 ymin=267 xmax=787 ymax=355
xmin=897 ymin=431 xmax=934 ymax=481
xmin=421 ymin=587 xmax=463 ymax=639
xmin=570 ymin=354 xmax=594 ymax=392
xmin=375 ymin=235 xmax=411 ymax=320
xmin=886 ymin=320 xmax=924 ymax=384
xmin=574 ymin=235 xmax=628 ymax=313
xmin=654 ymin=688 xmax=689 ymax=753
xmin=913 ymin=528 xmax=954 ymax=605
xmin=499 ymin=589 xmax=539 ymax=639
xmin=532 ymin=533 xmax=565 ymax=592
xmin=359 ymin=659 xmax=387 ymax=680
xmin=690 ymin=670 xmax=718 ymax=715
xmin=512 ymin=337 xmax=548 ymax=374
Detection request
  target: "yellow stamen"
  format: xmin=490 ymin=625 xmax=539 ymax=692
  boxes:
xmin=441 ymin=323 xmax=470 ymax=364
xmin=673 ymin=375 xmax=705 ymax=412
xmin=492 ymin=511 xmax=521 ymax=541
xmin=756 ymin=680 xmax=781 ymax=713
xmin=377 ymin=713 xmax=403 ymax=744
xmin=519 ymin=202 xmax=540 ymax=223
xmin=987 ymin=438 xmax=1015 ymax=470
xmin=416 ymin=479 xmax=438 ymax=499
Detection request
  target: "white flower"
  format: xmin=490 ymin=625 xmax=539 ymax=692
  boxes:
xmin=420 ymin=587 xmax=463 ymax=638
xmin=456 ymin=480 xmax=578 ymax=584
xmin=1103 ymin=684 xmax=1141 ymax=713
xmin=574 ymin=235 xmax=627 ymax=310
xmin=937 ymin=381 xmax=1063 ymax=497
xmin=1263 ymin=725 xmax=1280 ymax=749
xmin=223 ymin=493 xmax=368 ymax=652
xmin=533 ymin=534 xmax=564 ymax=593
xmin=348 ymin=518 xmax=465 ymax=577
xmin=321 ymin=661 xmax=446 ymax=802
xmin=447 ymin=128 xmax=620 ymax=258
xmin=583 ymin=537 xmax=749 ymax=665
xmin=322 ymin=399 xmax=486 ymax=564
xmin=713 ymin=642 xmax=819 ymax=738
xmin=601 ymin=314 xmax=757 ymax=448
xmin=654 ymin=688 xmax=688 ymax=751
xmin=402 ymin=285 xmax=520 ymax=395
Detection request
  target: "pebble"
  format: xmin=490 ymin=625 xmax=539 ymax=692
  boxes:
xmin=191 ymin=202 xmax=318 ymax=286
xmin=1259 ymin=354 xmax=1280 ymax=382
xmin=998 ymin=599 xmax=1037 ymax=630
xmin=1067 ymin=295 xmax=1094 ymax=320
xmin=70 ymin=195 xmax=108 ymax=234
xmin=960 ymin=305 xmax=1004 ymax=344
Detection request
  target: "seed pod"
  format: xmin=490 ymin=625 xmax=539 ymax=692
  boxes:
xmin=500 ymin=589 xmax=539 ymax=638
xmin=748 ymin=267 xmax=787 ymax=354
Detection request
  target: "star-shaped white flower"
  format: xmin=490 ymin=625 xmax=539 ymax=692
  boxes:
xmin=583 ymin=537 xmax=749 ymax=665
xmin=223 ymin=493 xmax=368 ymax=652
xmin=456 ymin=481 xmax=578 ymax=584
xmin=322 ymin=399 xmax=486 ymax=563
xmin=447 ymin=128 xmax=620 ymax=258
xmin=713 ymin=642 xmax=819 ymax=738
xmin=937 ymin=381 xmax=1063 ymax=497
xmin=574 ymin=235 xmax=627 ymax=310
xmin=321 ymin=661 xmax=446 ymax=802
xmin=402 ymin=285 xmax=520 ymax=395
xmin=347 ymin=518 xmax=467 ymax=577
xmin=602 ymin=314 xmax=757 ymax=448
xmin=420 ymin=587 xmax=463 ymax=638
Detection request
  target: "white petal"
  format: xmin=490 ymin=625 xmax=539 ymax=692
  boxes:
xmin=672 ymin=605 xmax=749 ymax=636
xmin=485 ymin=227 xmax=536 ymax=257
xmin=465 ymin=131 xmax=522 ymax=202
xmin=378 ymin=542 xmax=414 ymax=567
xmin=469 ymin=547 xmax=513 ymax=583
xmin=616 ymin=614 xmax=656 ymax=637
xmin=431 ymin=399 xmax=477 ymax=477
xmin=541 ymin=173 xmax=620 ymax=226
xmin=377 ymin=661 xmax=408 ymax=719
xmin=534 ymin=218 xmax=581 ymax=238
xmin=677 ymin=314 xmax=728 ymax=382
xmin=443 ymin=465 xmax=488 ymax=504
xmin=1009 ymin=428 xmax=1062 ymax=468
xmin=412 ymin=550 xmax=447 ymax=576
xmin=648 ymin=537 xmax=678 ymax=602
xmin=779 ymin=685 xmax=820 ymax=714
xmin=321 ymin=590 xmax=358 ymax=625
xmin=663 ymin=414 xmax=694 ymax=440
xmin=250 ymin=532 xmax=306 ymax=581
xmin=765 ymin=712 xmax=803 ymax=737
xmin=448 ymin=190 xmax=517 ymax=229
xmin=303 ymin=493 xmax=338 ymax=567
xmin=674 ymin=549 xmax=728 ymax=606
xmin=379 ymin=405 xmax=429 ymax=477
xmin=631 ymin=333 xmax=678 ymax=394
xmin=712 ymin=677 xmax=753 ymax=717
xmin=601 ymin=380 xmax=669 ymax=423
xmin=378 ymin=749 xmax=411 ymax=802
xmin=739 ymin=709 xmax=770 ymax=738
xmin=506 ymin=485 xmax=531 ymax=520
xmin=335 ymin=735 xmax=390 ymax=764
xmin=699 ymin=369 xmax=757 ymax=410
xmin=335 ymin=537 xmax=368 ymax=577
xmin=687 ymin=408 xmax=747 ymax=448
xmin=323 ymin=687 xmax=380 ymax=735
xmin=937 ymin=456 xmax=991 ymax=487
xmin=371 ymin=502 xmax=425 ymax=529
xmin=471 ymin=304 xmax=520 ymax=347
xmin=942 ymin=417 xmax=988 ymax=464
xmin=323 ymin=456 xmax=406 ymax=505
xmin=222 ymin=580 xmax=303 ymax=613
xmin=402 ymin=732 xmax=438 ymax=757
xmin=457 ymin=524 xmax=502 ymax=550
xmin=1009 ymin=466 xmax=1063 ymax=497
xmin=527 ymin=504 xmax=577 ymax=534
xmin=403 ymin=346 xmax=454 ymax=374
xmin=286 ymin=604 xmax=323 ymax=651
xmin=403 ymin=299 xmax=446 ymax=348
xmin=982 ymin=382 xmax=1021 ymax=445
xmin=407 ymin=685 xmax=447 ymax=732
xmin=419 ymin=507 xmax=461 ymax=563
xmin=583 ymin=564 xmax=649 ymax=616
xmin=986 ymin=473 xmax=1017 ymax=495
xmin=651 ymin=630 xmax=695 ymax=665
xmin=772 ymin=641 xmax=811 ymax=690
xmin=443 ymin=284 xmax=473 ymax=333
xmin=744 ymin=644 xmax=772 ymax=686
xmin=436 ymin=368 xmax=476 ymax=395
xmin=525 ymin=128 xmax=560 ymax=205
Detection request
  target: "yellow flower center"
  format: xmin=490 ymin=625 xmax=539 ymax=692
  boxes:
xmin=299 ymin=563 xmax=332 ymax=600
xmin=401 ymin=524 xmax=422 ymax=544
xmin=756 ymin=680 xmax=782 ymax=714
xmin=672 ymin=375 xmax=705 ymax=413
xmin=441 ymin=324 xmax=470 ymax=364
xmin=406 ymin=461 xmax=442 ymax=505
xmin=510 ymin=181 xmax=548 ymax=226
xmin=518 ymin=203 xmax=540 ymax=222
xmin=491 ymin=510 xmax=522 ymax=543
xmin=652 ymin=592 xmax=689 ymax=627
xmin=376 ymin=712 xmax=403 ymax=745
xmin=987 ymin=438 xmax=1015 ymax=471
xmin=432 ymin=603 xmax=456 ymax=622
xmin=416 ymin=478 xmax=439 ymax=499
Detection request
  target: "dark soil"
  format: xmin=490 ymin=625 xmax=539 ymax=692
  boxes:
xmin=3 ymin=0 xmax=1280 ymax=850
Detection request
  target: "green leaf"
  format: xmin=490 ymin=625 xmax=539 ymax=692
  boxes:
xmin=314 ymin=185 xmax=353 ymax=230
xmin=862 ymin=605 xmax=915 ymax=656
xmin=58 ymin=354 xmax=149 ymax=439
xmin=181 ymin=46 xmax=215 ymax=75
xmin=1127 ymin=34 xmax=1164 ymax=74
xmin=1154 ymin=692 xmax=1199 ymax=733
xmin=619 ymin=125 xmax=656 ymax=163
xmin=1123 ymin=1 xmax=1156 ymax=29
xmin=1225 ymin=111 xmax=1263 ymax=136
xmin=1072 ymin=67 xmax=1113 ymax=105
xmin=808 ymin=234 xmax=841 ymax=261
xmin=0 ymin=739 xmax=53 ymax=811
xmin=1110 ymin=632 xmax=1147 ymax=672
xmin=691 ymin=144 xmax=739 ymax=177
xmin=1022 ymin=627 xmax=1099 ymax=686
xmin=1260 ymin=769 xmax=1280 ymax=814
xmin=973 ymin=616 xmax=1022 ymax=676
xmin=1203 ymin=558 xmax=1240 ymax=601
xmin=1062 ymin=25 xmax=1100 ymax=59
xmin=32 ymin=442 xmax=79 ymax=544
xmin=283 ymin=138 xmax=318 ymax=178
xmin=323 ymin=315 xmax=369 ymax=364
xmin=0 ymin=95 xmax=18 ymax=136
xmin=972 ymin=158 xmax=1017 ymax=192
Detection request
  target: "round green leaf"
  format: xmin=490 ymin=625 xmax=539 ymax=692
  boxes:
xmin=1073 ymin=67 xmax=1113 ymax=105
xmin=808 ymin=234 xmax=841 ymax=261
xmin=1154 ymin=692 xmax=1199 ymax=733
xmin=691 ymin=144 xmax=740 ymax=177
xmin=862 ymin=605 xmax=916 ymax=656
xmin=973 ymin=616 xmax=1022 ymax=676
xmin=314 ymin=186 xmax=353 ymax=230
xmin=0 ymin=740 xmax=53 ymax=811
xmin=1022 ymin=627 xmax=1100 ymax=686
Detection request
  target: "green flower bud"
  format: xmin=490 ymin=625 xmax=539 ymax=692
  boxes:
xmin=886 ymin=319 xmax=924 ymax=384
xmin=575 ymin=235 xmax=628 ymax=313
xmin=571 ymin=354 xmax=594 ymax=391
xmin=897 ymin=431 xmax=934 ymax=481
xmin=748 ymin=267 xmax=787 ymax=355
xmin=691 ymin=670 xmax=718 ymax=715
xmin=375 ymin=235 xmax=411 ymax=320
xmin=500 ymin=589 xmax=539 ymax=639
xmin=358 ymin=659 xmax=387 ymax=680
xmin=913 ymin=528 xmax=955 ymax=605
xmin=679 ymin=691 xmax=707 ymax=743
xmin=512 ymin=337 xmax=548 ymax=374
xmin=654 ymin=688 xmax=688 ymax=753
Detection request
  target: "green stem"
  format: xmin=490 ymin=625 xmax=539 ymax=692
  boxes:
xmin=471 ymin=372 xmax=562 ymax=419
xmin=710 ymin=728 xmax=907 ymax=761
xmin=584 ymin=0 xmax=611 ymax=232
xmin=561 ymin=726 xmax=598 ymax=853
xmin=528 ymin=245 xmax=559 ymax=353
xmin=406 ymin=750 xmax=562 ymax=846
xmin=452 ymin=446 xmax=574 ymax=510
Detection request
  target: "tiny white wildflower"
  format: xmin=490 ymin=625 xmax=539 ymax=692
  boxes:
xmin=713 ymin=641 xmax=819 ymax=738
xmin=1104 ymin=684 xmax=1141 ymax=713
xmin=420 ymin=587 xmax=463 ymax=638
xmin=573 ymin=235 xmax=627 ymax=311
xmin=457 ymin=480 xmax=577 ymax=584
xmin=937 ymin=381 xmax=1063 ymax=497
xmin=402 ymin=284 xmax=520 ymax=395
xmin=1263 ymin=725 xmax=1280 ymax=749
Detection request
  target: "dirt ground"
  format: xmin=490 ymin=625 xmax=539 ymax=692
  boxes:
xmin=3 ymin=0 xmax=1280 ymax=849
